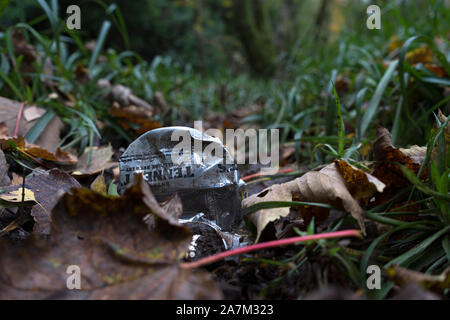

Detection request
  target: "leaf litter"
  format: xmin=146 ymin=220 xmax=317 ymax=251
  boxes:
xmin=0 ymin=175 xmax=222 ymax=299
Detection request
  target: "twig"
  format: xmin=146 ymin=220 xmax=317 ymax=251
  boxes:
xmin=180 ymin=229 xmax=361 ymax=269
xmin=14 ymin=102 xmax=26 ymax=137
xmin=242 ymin=168 xmax=294 ymax=181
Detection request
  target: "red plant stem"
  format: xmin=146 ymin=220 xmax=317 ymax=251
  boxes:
xmin=181 ymin=229 xmax=361 ymax=269
xmin=242 ymin=168 xmax=294 ymax=181
xmin=14 ymin=102 xmax=26 ymax=137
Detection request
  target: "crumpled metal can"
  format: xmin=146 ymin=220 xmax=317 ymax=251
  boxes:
xmin=118 ymin=127 xmax=243 ymax=230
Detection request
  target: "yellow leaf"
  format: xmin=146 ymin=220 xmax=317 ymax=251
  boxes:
xmin=90 ymin=173 xmax=107 ymax=195
xmin=406 ymin=46 xmax=432 ymax=65
xmin=0 ymin=187 xmax=36 ymax=203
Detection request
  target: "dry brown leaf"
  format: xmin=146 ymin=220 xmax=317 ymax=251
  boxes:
xmin=0 ymin=149 xmax=10 ymax=187
xmin=11 ymin=29 xmax=37 ymax=78
xmin=294 ymin=164 xmax=366 ymax=233
xmin=387 ymin=265 xmax=450 ymax=291
xmin=0 ymin=135 xmax=25 ymax=151
xmin=0 ymin=175 xmax=222 ymax=299
xmin=398 ymin=145 xmax=427 ymax=165
xmin=33 ymin=116 xmax=64 ymax=152
xmin=71 ymin=145 xmax=116 ymax=177
xmin=0 ymin=169 xmax=81 ymax=235
xmin=11 ymin=29 xmax=53 ymax=82
xmin=424 ymin=64 xmax=447 ymax=78
xmin=370 ymin=126 xmax=433 ymax=212
xmin=0 ymin=97 xmax=35 ymax=137
xmin=10 ymin=172 xmax=22 ymax=185
xmin=26 ymin=145 xmax=77 ymax=166
xmin=372 ymin=126 xmax=427 ymax=190
xmin=0 ymin=122 xmax=8 ymax=136
xmin=0 ymin=134 xmax=77 ymax=167
xmin=22 ymin=106 xmax=46 ymax=122
xmin=0 ymin=98 xmax=50 ymax=138
xmin=243 ymin=183 xmax=293 ymax=242
xmin=334 ymin=159 xmax=385 ymax=200
xmin=0 ymin=97 xmax=63 ymax=152
xmin=242 ymin=161 xmax=380 ymax=242
xmin=108 ymin=102 xmax=161 ymax=135
xmin=75 ymin=64 xmax=89 ymax=83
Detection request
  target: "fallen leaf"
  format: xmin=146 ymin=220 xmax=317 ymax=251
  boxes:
xmin=0 ymin=97 xmax=63 ymax=152
xmin=90 ymin=173 xmax=107 ymax=195
xmin=26 ymin=145 xmax=77 ymax=166
xmin=10 ymin=172 xmax=22 ymax=185
xmin=108 ymin=102 xmax=161 ymax=135
xmin=0 ymin=122 xmax=8 ymax=136
xmin=1 ymin=169 xmax=81 ymax=236
xmin=280 ymin=143 xmax=296 ymax=167
xmin=75 ymin=64 xmax=89 ymax=83
xmin=387 ymin=265 xmax=450 ymax=291
xmin=33 ymin=116 xmax=64 ymax=152
xmin=425 ymin=64 xmax=447 ymax=78
xmin=0 ymin=149 xmax=10 ymax=187
xmin=406 ymin=45 xmax=432 ymax=65
xmin=0 ymin=135 xmax=25 ymax=151
xmin=23 ymin=106 xmax=46 ymax=122
xmin=242 ymin=161 xmax=377 ymax=242
xmin=398 ymin=145 xmax=427 ymax=166
xmin=11 ymin=29 xmax=37 ymax=78
xmin=372 ymin=126 xmax=427 ymax=190
xmin=243 ymin=183 xmax=293 ymax=242
xmin=388 ymin=35 xmax=403 ymax=54
xmin=0 ymin=175 xmax=222 ymax=299
xmin=0 ymin=97 xmax=41 ymax=137
xmin=0 ymin=187 xmax=36 ymax=203
xmin=71 ymin=145 xmax=116 ymax=177
xmin=0 ymin=134 xmax=77 ymax=167
xmin=334 ymin=159 xmax=385 ymax=200
xmin=391 ymin=282 xmax=441 ymax=300
xmin=294 ymin=164 xmax=366 ymax=234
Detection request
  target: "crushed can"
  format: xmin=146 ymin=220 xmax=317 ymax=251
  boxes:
xmin=118 ymin=127 xmax=243 ymax=231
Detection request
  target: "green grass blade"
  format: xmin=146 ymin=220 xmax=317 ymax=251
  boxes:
xmin=386 ymin=224 xmax=450 ymax=267
xmin=88 ymin=20 xmax=111 ymax=70
xmin=24 ymin=110 xmax=55 ymax=143
xmin=360 ymin=60 xmax=398 ymax=138
xmin=399 ymin=164 xmax=450 ymax=202
xmin=332 ymin=85 xmax=345 ymax=156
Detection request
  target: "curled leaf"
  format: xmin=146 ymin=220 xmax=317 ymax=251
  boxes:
xmin=334 ymin=159 xmax=385 ymax=200
xmin=387 ymin=265 xmax=450 ymax=291
xmin=243 ymin=161 xmax=379 ymax=242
